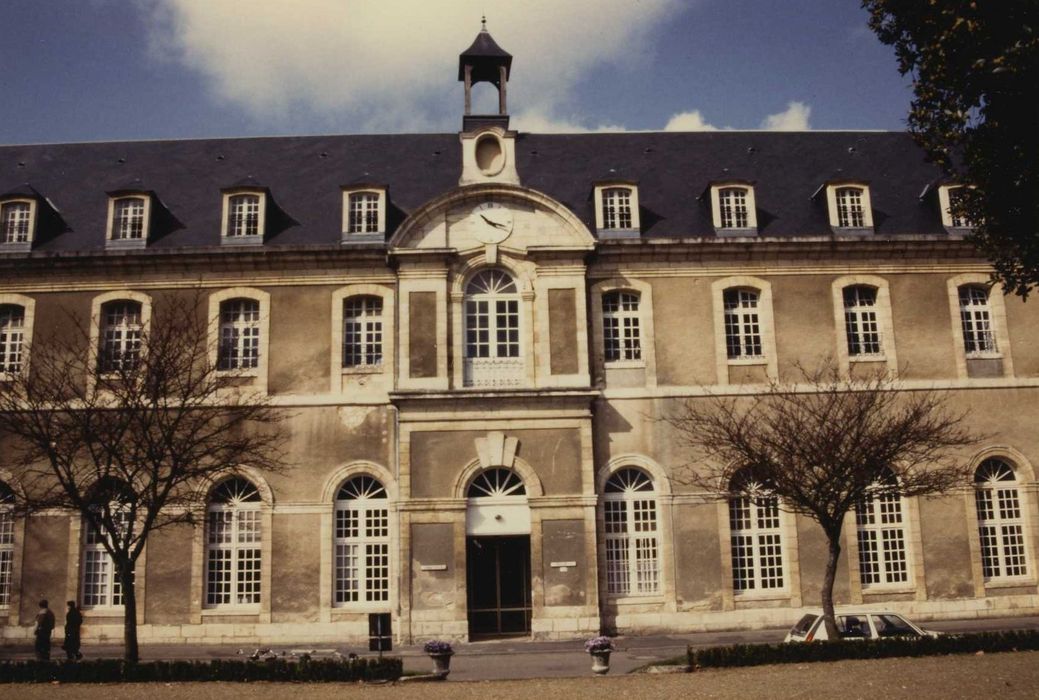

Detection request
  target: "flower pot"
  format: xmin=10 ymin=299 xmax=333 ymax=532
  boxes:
xmin=589 ymin=649 xmax=611 ymax=675
xmin=429 ymin=651 xmax=454 ymax=678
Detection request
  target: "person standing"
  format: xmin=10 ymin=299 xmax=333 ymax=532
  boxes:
xmin=33 ymin=599 xmax=55 ymax=661
xmin=63 ymin=601 xmax=83 ymax=660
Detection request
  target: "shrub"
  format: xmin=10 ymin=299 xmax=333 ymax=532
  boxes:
xmin=0 ymin=656 xmax=403 ymax=684
xmin=687 ymin=629 xmax=1039 ymax=670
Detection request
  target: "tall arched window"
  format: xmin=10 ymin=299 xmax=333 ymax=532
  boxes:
xmin=602 ymin=468 xmax=660 ymax=596
xmin=729 ymin=469 xmax=785 ymax=593
xmin=205 ymin=477 xmax=262 ymax=607
xmin=601 ymin=291 xmax=642 ymax=363
xmin=81 ymin=510 xmax=130 ymax=608
xmin=218 ymin=298 xmax=261 ymax=371
xmin=334 ymin=475 xmax=389 ymax=606
xmin=342 ymin=296 xmax=383 ymax=368
xmin=463 ymin=269 xmax=522 ymax=386
xmin=723 ymin=288 xmax=762 ymax=359
xmin=855 ymin=468 xmax=909 ymax=588
xmin=843 ymin=285 xmax=882 ymax=357
xmin=975 ymin=458 xmax=1029 ymax=580
xmin=0 ymin=482 xmax=14 ymax=607
xmin=98 ymin=300 xmax=143 ymax=372
xmin=0 ymin=305 xmax=26 ymax=374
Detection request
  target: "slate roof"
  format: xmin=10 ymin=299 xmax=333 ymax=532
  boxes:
xmin=0 ymin=130 xmax=950 ymax=254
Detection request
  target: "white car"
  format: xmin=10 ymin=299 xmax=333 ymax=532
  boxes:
xmin=784 ymin=610 xmax=941 ymax=642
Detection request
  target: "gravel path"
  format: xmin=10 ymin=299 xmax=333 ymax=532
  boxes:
xmin=3 ymin=651 xmax=1038 ymax=699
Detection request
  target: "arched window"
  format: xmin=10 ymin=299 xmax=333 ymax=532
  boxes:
xmin=975 ymin=458 xmax=1028 ymax=580
xmin=205 ymin=477 xmax=262 ymax=607
xmin=843 ymin=286 xmax=882 ymax=357
xmin=729 ymin=469 xmax=785 ymax=593
xmin=855 ymin=468 xmax=909 ymax=587
xmin=602 ymin=291 xmax=642 ymax=363
xmin=0 ymin=305 xmax=26 ymax=374
xmin=723 ymin=288 xmax=762 ymax=359
xmin=959 ymin=286 xmax=998 ymax=356
xmin=334 ymin=475 xmax=389 ymax=605
xmin=218 ymin=298 xmax=261 ymax=371
xmin=602 ymin=468 xmax=659 ymax=596
xmin=80 ymin=479 xmax=134 ymax=609
xmin=463 ymin=269 xmax=522 ymax=387
xmin=466 ymin=468 xmax=526 ymax=498
xmin=99 ymin=300 xmax=143 ymax=372
xmin=343 ymin=296 xmax=383 ymax=367
xmin=0 ymin=482 xmax=14 ymax=607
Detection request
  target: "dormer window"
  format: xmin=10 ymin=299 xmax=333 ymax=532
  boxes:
xmin=341 ymin=187 xmax=386 ymax=240
xmin=825 ymin=183 xmax=873 ymax=231
xmin=106 ymin=195 xmax=151 ymax=248
xmin=0 ymin=199 xmax=36 ymax=248
xmin=593 ymin=183 xmax=640 ymax=237
xmin=710 ymin=183 xmax=758 ymax=234
xmin=939 ymin=185 xmax=974 ymax=229
xmin=221 ymin=191 xmax=265 ymax=243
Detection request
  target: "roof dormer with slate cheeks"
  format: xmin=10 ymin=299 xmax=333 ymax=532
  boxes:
xmin=0 ymin=183 xmax=67 ymax=253
xmin=219 ymin=177 xmax=298 ymax=246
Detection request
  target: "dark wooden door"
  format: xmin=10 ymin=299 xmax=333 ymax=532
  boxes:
xmin=466 ymin=535 xmax=532 ymax=637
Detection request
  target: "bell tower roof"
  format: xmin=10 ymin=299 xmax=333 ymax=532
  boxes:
xmin=458 ymin=18 xmax=512 ymax=82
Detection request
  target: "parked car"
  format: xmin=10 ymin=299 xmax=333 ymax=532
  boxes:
xmin=785 ymin=610 xmax=941 ymax=642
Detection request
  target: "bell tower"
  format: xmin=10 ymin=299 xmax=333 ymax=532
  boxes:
xmin=459 ymin=17 xmax=512 ymax=132
xmin=457 ymin=18 xmax=520 ymax=186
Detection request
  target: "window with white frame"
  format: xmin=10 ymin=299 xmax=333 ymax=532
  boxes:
xmin=464 ymin=269 xmax=522 ymax=387
xmin=603 ymin=468 xmax=660 ymax=596
xmin=939 ymin=185 xmax=974 ymax=228
xmin=98 ymin=300 xmax=143 ymax=373
xmin=835 ymin=186 xmax=867 ymax=228
xmin=111 ymin=197 xmax=147 ymax=241
xmin=602 ymin=187 xmax=634 ymax=230
xmin=602 ymin=291 xmax=642 ymax=363
xmin=856 ymin=469 xmax=910 ymax=588
xmin=843 ymin=286 xmax=883 ymax=357
xmin=218 ymin=298 xmax=261 ymax=371
xmin=0 ymin=482 xmax=14 ymax=607
xmin=1 ymin=201 xmax=33 ymax=244
xmin=723 ymin=288 xmax=763 ymax=359
xmin=729 ymin=470 xmax=785 ymax=593
xmin=205 ymin=477 xmax=262 ymax=607
xmin=975 ymin=458 xmax=1029 ymax=581
xmin=334 ymin=475 xmax=389 ymax=605
xmin=347 ymin=192 xmax=381 ymax=234
xmin=226 ymin=194 xmax=262 ymax=238
xmin=958 ymin=285 xmax=998 ymax=356
xmin=0 ymin=305 xmax=26 ymax=374
xmin=343 ymin=296 xmax=383 ymax=368
xmin=719 ymin=187 xmax=750 ymax=229
xmin=81 ymin=508 xmax=131 ymax=608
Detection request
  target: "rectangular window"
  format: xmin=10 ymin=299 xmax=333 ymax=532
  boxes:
xmin=856 ymin=491 xmax=909 ymax=587
xmin=334 ymin=502 xmax=390 ymax=605
xmin=347 ymin=192 xmax=381 ymax=234
xmin=602 ymin=291 xmax=642 ymax=363
xmin=205 ymin=508 xmax=262 ymax=606
xmin=218 ymin=299 xmax=261 ymax=371
xmin=99 ymin=301 xmax=143 ymax=373
xmin=843 ymin=286 xmax=882 ymax=357
xmin=81 ymin=514 xmax=130 ymax=608
xmin=730 ymin=494 xmax=784 ymax=592
xmin=112 ymin=198 xmax=146 ymax=240
xmin=0 ymin=305 xmax=25 ymax=374
xmin=343 ymin=297 xmax=383 ymax=367
xmin=723 ymin=289 xmax=763 ymax=359
xmin=719 ymin=188 xmax=750 ymax=228
xmin=959 ymin=286 xmax=997 ymax=355
xmin=836 ymin=187 xmax=866 ymax=227
xmin=602 ymin=188 xmax=633 ymax=230
xmin=0 ymin=499 xmax=13 ymax=606
xmin=228 ymin=195 xmax=261 ymax=238
xmin=0 ymin=202 xmax=32 ymax=244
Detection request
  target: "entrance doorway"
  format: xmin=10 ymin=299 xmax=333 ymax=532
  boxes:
xmin=466 ymin=535 xmax=531 ymax=637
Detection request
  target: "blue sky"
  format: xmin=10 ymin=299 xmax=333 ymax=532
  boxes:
xmin=0 ymin=0 xmax=914 ymax=144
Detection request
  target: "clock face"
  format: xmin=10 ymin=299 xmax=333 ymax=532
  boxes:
xmin=470 ymin=201 xmax=514 ymax=244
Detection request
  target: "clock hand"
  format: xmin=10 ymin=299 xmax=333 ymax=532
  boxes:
xmin=480 ymin=214 xmax=508 ymax=230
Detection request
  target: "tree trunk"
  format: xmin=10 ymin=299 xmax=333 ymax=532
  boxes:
xmin=821 ymin=529 xmax=842 ymax=641
xmin=119 ymin=562 xmax=140 ymax=665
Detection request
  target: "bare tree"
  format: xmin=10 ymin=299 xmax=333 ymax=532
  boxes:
xmin=0 ymin=290 xmax=288 ymax=663
xmin=663 ymin=363 xmax=979 ymax=639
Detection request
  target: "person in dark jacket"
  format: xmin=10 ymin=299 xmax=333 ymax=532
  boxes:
xmin=62 ymin=601 xmax=83 ymax=660
xmin=34 ymin=599 xmax=55 ymax=660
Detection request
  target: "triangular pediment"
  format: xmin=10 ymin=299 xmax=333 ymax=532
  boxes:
xmin=389 ymin=184 xmax=595 ymax=254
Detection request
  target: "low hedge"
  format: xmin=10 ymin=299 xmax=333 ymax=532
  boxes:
xmin=0 ymin=656 xmax=403 ymax=684
xmin=688 ymin=629 xmax=1039 ymax=670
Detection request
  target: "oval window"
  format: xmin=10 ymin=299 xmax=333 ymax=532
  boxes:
xmin=475 ymin=134 xmax=505 ymax=175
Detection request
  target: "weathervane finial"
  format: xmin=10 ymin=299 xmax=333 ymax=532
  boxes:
xmin=481 ymin=15 xmax=487 ymax=31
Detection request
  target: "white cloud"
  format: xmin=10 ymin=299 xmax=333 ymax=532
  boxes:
xmin=760 ymin=101 xmax=812 ymax=131
xmin=511 ymin=109 xmax=626 ymax=134
xmin=663 ymin=110 xmax=719 ymax=132
xmin=147 ymin=0 xmax=684 ymax=131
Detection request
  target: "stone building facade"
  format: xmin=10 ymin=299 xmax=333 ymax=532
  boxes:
xmin=1 ymin=28 xmax=1038 ymax=646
